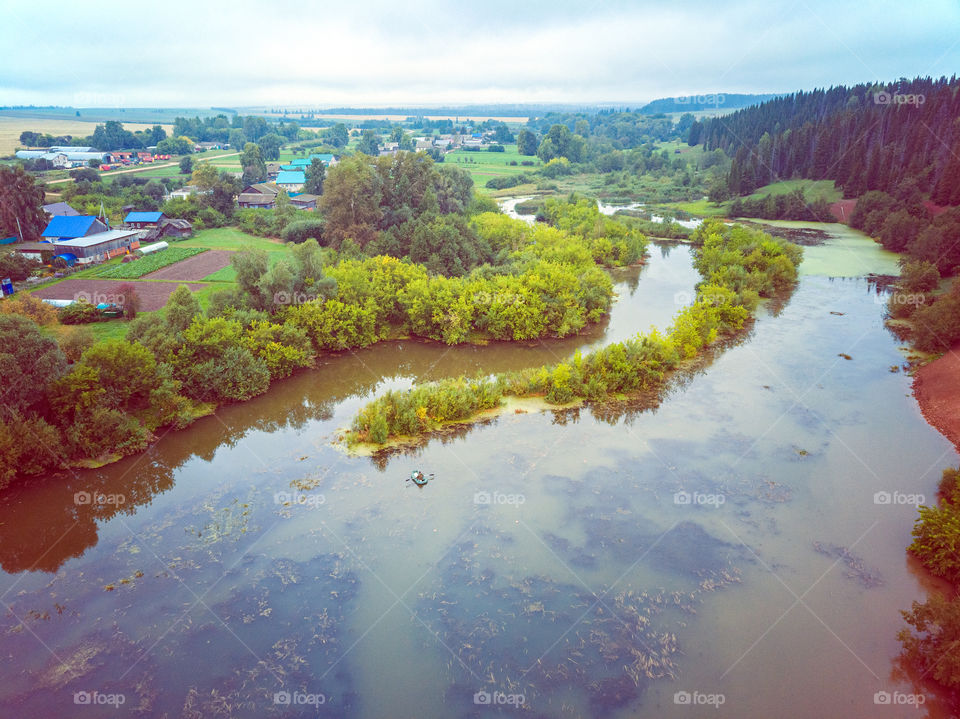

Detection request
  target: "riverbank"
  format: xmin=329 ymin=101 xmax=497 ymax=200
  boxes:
xmin=913 ymin=346 xmax=960 ymax=451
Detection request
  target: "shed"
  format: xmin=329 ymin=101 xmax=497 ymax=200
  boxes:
xmin=53 ymin=230 xmax=140 ymax=264
xmin=237 ymin=193 xmax=277 ymax=209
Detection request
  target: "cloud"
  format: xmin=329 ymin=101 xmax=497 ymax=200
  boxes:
xmin=1 ymin=0 xmax=958 ymax=106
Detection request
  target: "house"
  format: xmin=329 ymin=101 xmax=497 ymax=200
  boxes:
xmin=15 ymin=241 xmax=60 ymax=263
xmin=51 ymin=230 xmax=140 ymax=265
xmin=124 ymin=211 xmax=166 ymax=229
xmin=237 ymin=182 xmax=280 ymax=209
xmin=195 ymin=142 xmax=221 ymax=151
xmin=237 ymin=193 xmax=277 ymax=209
xmin=165 ymin=185 xmax=202 ymax=201
xmin=289 ymin=154 xmax=336 ymax=169
xmin=266 ymin=162 xmax=282 ymax=180
xmin=41 ymin=215 xmax=109 ymax=241
xmin=289 ymin=193 xmax=319 ymax=210
xmin=275 ymin=171 xmax=305 ymax=191
xmin=142 ymin=218 xmax=193 ymax=241
xmin=415 ymin=140 xmax=434 ymax=151
xmin=42 ymin=202 xmax=80 ymax=218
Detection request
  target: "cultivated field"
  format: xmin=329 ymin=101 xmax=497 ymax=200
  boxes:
xmin=144 ymin=250 xmax=234 ymax=281
xmin=31 ymin=278 xmax=207 ymax=311
xmin=0 ymin=116 xmax=174 ymax=155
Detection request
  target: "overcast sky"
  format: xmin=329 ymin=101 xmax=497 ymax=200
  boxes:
xmin=3 ymin=0 xmax=959 ymax=108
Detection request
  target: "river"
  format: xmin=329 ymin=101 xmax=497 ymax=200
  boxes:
xmin=0 ymin=225 xmax=954 ymax=718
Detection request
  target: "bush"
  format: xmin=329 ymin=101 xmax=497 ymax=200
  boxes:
xmin=0 ymin=251 xmax=41 ymax=281
xmin=488 ymin=144 xmax=505 ymax=152
xmin=58 ymin=299 xmax=101 ymax=324
xmin=281 ymin=218 xmax=327 ymax=244
xmin=899 ymin=259 xmax=940 ymax=293
xmin=0 ymin=293 xmax=58 ymax=326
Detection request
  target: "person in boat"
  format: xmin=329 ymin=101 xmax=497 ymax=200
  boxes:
xmin=413 ymin=470 xmax=425 ymax=483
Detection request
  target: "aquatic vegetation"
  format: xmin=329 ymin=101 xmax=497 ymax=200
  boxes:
xmin=349 ymin=220 xmax=802 ymax=447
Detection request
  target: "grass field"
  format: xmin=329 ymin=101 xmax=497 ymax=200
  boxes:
xmin=0 ymin=116 xmax=174 ymax=156
xmin=662 ymin=179 xmax=842 ymax=217
xmin=177 ymin=228 xmax=289 ymax=281
xmin=442 ymin=145 xmax=542 ymax=189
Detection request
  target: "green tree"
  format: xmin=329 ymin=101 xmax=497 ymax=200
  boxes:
xmin=165 ymin=285 xmax=202 ymax=332
xmin=0 ymin=165 xmax=47 ymax=241
xmin=320 ymin=154 xmax=383 ymax=248
xmin=357 ymin=130 xmax=380 ymax=156
xmin=240 ymin=142 xmax=267 ymax=185
xmin=190 ymin=162 xmax=219 ymax=191
xmin=0 ymin=315 xmax=66 ymax=414
xmin=516 ymin=128 xmax=538 ymax=156
xmin=304 ymin=158 xmax=326 ymax=195
xmin=325 ymin=123 xmax=349 ymax=148
xmin=257 ymin=133 xmax=284 ymax=161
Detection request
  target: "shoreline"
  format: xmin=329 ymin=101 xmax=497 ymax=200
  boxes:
xmin=913 ymin=346 xmax=960 ymax=453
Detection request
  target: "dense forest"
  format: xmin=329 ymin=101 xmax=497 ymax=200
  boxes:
xmin=690 ymin=76 xmax=960 ymax=202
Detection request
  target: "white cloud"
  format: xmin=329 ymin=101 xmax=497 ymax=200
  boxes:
xmin=1 ymin=0 xmax=958 ymax=106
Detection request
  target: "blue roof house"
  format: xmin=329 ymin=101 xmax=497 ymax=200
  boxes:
xmin=41 ymin=215 xmax=108 ymax=241
xmin=124 ymin=211 xmax=166 ymax=227
xmin=275 ymin=171 xmax=305 ymax=191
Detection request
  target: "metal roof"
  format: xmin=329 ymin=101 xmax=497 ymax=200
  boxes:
xmin=54 ymin=230 xmax=138 ymax=249
xmin=276 ymin=171 xmax=305 ymax=184
xmin=124 ymin=211 xmax=164 ymax=223
xmin=42 ymin=202 xmax=80 ymax=216
xmin=41 ymin=215 xmax=101 ymax=238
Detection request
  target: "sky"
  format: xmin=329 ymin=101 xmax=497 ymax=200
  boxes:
xmin=2 ymin=0 xmax=959 ymax=108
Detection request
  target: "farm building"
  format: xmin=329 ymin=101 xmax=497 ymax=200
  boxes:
xmin=275 ymin=171 xmax=305 ymax=191
xmin=165 ymin=185 xmax=202 ymax=201
xmin=14 ymin=242 xmax=59 ymax=263
xmin=242 ymin=183 xmax=280 ymax=196
xmin=16 ymin=150 xmax=113 ymax=167
xmin=289 ymin=193 xmax=318 ymax=210
xmin=237 ymin=193 xmax=277 ymax=209
xmin=124 ymin=211 xmax=166 ymax=229
xmin=142 ymin=218 xmax=192 ymax=241
xmin=51 ymin=230 xmax=140 ymax=265
xmin=41 ymin=216 xmax=109 ymax=241
xmin=266 ymin=162 xmax=282 ymax=180
xmin=42 ymin=202 xmax=80 ymax=217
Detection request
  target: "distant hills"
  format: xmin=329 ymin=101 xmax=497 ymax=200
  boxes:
xmin=639 ymin=93 xmax=782 ymax=114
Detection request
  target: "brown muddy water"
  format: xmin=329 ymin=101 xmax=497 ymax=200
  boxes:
xmin=0 ymin=230 xmax=955 ymax=718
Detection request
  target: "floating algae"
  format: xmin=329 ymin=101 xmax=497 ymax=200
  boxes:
xmin=415 ymin=523 xmax=744 ymax=717
xmin=812 ymin=541 xmax=884 ymax=589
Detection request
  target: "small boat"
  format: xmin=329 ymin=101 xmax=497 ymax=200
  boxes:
xmin=410 ymin=471 xmax=429 ymax=486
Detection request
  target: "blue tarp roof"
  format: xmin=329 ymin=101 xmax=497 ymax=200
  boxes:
xmin=42 ymin=215 xmax=99 ymax=239
xmin=276 ymin=171 xmax=305 ymax=184
xmin=52 ymin=253 xmax=78 ymax=266
xmin=0 ymin=237 xmax=17 ymax=245
xmin=124 ymin=211 xmax=164 ymax=223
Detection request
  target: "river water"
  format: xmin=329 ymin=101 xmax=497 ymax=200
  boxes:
xmin=0 ymin=226 xmax=955 ymax=718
